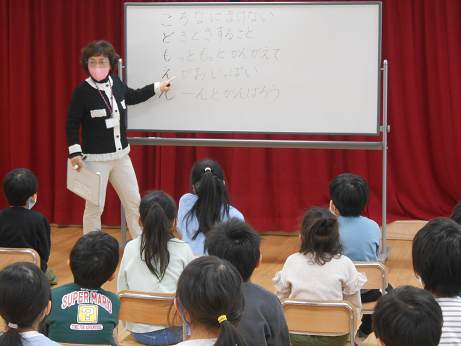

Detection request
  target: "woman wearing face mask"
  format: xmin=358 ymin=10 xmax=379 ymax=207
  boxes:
xmin=66 ymin=40 xmax=174 ymax=238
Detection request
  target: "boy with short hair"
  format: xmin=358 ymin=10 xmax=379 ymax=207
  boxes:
xmin=329 ymin=173 xmax=382 ymax=344
xmin=0 ymin=168 xmax=51 ymax=273
xmin=204 ymin=217 xmax=290 ymax=346
xmin=44 ymin=231 xmax=121 ymax=346
xmin=372 ymin=285 xmax=443 ymax=346
xmin=412 ymin=217 xmax=461 ymax=345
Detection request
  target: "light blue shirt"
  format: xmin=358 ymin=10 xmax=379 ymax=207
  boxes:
xmin=12 ymin=331 xmax=62 ymax=346
xmin=338 ymin=216 xmax=381 ymax=262
xmin=177 ymin=193 xmax=244 ymax=255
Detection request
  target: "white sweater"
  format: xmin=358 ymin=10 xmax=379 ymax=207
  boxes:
xmin=273 ymin=252 xmax=366 ymax=315
xmin=117 ymin=237 xmax=194 ymax=332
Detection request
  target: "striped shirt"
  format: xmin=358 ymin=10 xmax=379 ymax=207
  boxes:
xmin=436 ymin=297 xmax=461 ymax=345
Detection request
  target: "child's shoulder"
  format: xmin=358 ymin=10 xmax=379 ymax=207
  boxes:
xmin=179 ymin=193 xmax=196 ymax=203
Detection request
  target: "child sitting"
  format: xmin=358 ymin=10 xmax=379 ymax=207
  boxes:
xmin=372 ymin=285 xmax=443 ymax=346
xmin=173 ymin=255 xmax=247 ymax=346
xmin=177 ymin=159 xmax=244 ymax=255
xmin=412 ymin=217 xmax=461 ymax=345
xmin=273 ymin=207 xmax=366 ymax=346
xmin=0 ymin=168 xmax=53 ymax=280
xmin=43 ymin=232 xmax=120 ymax=346
xmin=329 ymin=173 xmax=383 ymax=343
xmin=0 ymin=262 xmax=61 ymax=346
xmin=204 ymin=217 xmax=290 ymax=346
xmin=118 ymin=190 xmax=194 ymax=345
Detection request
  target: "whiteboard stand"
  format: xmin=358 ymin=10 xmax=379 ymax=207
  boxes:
xmin=119 ymin=59 xmax=391 ymax=262
xmin=119 ymin=58 xmax=129 ymax=249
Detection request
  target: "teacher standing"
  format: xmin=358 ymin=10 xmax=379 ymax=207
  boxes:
xmin=66 ymin=40 xmax=174 ymax=238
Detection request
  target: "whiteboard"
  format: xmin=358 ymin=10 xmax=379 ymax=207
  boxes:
xmin=125 ymin=2 xmax=382 ymax=135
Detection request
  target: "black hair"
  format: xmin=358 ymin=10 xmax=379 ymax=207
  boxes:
xmin=412 ymin=217 xmax=461 ymax=297
xmin=139 ymin=190 xmax=176 ymax=281
xmin=80 ymin=40 xmax=120 ymax=75
xmin=372 ymin=285 xmax=443 ymax=346
xmin=204 ymin=218 xmax=261 ymax=282
xmin=69 ymin=231 xmax=119 ymax=289
xmin=450 ymin=200 xmax=461 ymax=225
xmin=185 ymin=159 xmax=231 ymax=240
xmin=329 ymin=173 xmax=369 ymax=217
xmin=2 ymin=168 xmax=38 ymax=207
xmin=176 ymin=256 xmax=247 ymax=346
xmin=299 ymin=207 xmax=343 ymax=265
xmin=0 ymin=262 xmax=51 ymax=346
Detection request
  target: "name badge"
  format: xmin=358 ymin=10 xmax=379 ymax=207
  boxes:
xmin=105 ymin=117 xmax=120 ymax=129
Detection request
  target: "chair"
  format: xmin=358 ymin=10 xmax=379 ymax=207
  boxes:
xmin=354 ymin=261 xmax=388 ymax=314
xmin=0 ymin=247 xmax=41 ymax=271
xmin=118 ymin=290 xmax=186 ymax=346
xmin=281 ymin=299 xmax=357 ymax=346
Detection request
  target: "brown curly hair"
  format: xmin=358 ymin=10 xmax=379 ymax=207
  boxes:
xmin=80 ymin=40 xmax=120 ymax=75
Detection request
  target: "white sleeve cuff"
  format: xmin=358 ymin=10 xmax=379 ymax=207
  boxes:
xmin=69 ymin=144 xmax=82 ymax=155
xmin=154 ymin=82 xmax=160 ymax=94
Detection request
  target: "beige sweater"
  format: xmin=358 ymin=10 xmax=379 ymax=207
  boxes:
xmin=273 ymin=252 xmax=366 ymax=315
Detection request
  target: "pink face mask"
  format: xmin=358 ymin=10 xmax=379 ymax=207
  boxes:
xmin=89 ymin=67 xmax=110 ymax=82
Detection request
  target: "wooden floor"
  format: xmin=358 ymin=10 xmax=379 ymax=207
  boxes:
xmin=48 ymin=225 xmax=421 ymax=346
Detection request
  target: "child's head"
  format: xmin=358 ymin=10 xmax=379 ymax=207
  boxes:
xmin=187 ymin=159 xmax=230 ymax=239
xmin=69 ymin=231 xmax=119 ymax=289
xmin=139 ymin=190 xmax=177 ymax=280
xmin=0 ymin=262 xmax=51 ymax=342
xmin=450 ymin=200 xmax=461 ymax=225
xmin=300 ymin=207 xmax=343 ymax=265
xmin=2 ymin=168 xmax=38 ymax=207
xmin=329 ymin=173 xmax=369 ymax=216
xmin=412 ymin=217 xmax=461 ymax=297
xmin=372 ymin=285 xmax=443 ymax=346
xmin=204 ymin=218 xmax=261 ymax=282
xmin=175 ymin=256 xmax=246 ymax=346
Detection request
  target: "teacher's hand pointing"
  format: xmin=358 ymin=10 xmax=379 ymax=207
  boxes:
xmin=160 ymin=76 xmax=175 ymax=92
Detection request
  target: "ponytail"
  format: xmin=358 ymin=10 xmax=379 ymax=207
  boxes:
xmin=0 ymin=324 xmax=22 ymax=346
xmin=216 ymin=315 xmax=247 ymax=346
xmin=186 ymin=159 xmax=230 ymax=240
xmin=139 ymin=191 xmax=177 ymax=281
xmin=300 ymin=207 xmax=343 ymax=265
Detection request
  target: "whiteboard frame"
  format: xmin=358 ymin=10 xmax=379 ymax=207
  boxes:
xmin=124 ymin=1 xmax=382 ymax=136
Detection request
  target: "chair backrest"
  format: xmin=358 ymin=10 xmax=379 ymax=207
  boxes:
xmin=0 ymin=247 xmax=41 ymax=271
xmin=281 ymin=299 xmax=357 ymax=345
xmin=354 ymin=261 xmax=388 ymax=292
xmin=118 ymin=290 xmax=186 ymax=341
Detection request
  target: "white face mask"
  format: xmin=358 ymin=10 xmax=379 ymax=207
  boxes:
xmin=28 ymin=196 xmax=37 ymax=209
xmin=417 ymin=276 xmax=424 ymax=287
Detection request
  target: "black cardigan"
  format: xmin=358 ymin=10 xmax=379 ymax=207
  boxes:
xmin=66 ymin=73 xmax=156 ymax=157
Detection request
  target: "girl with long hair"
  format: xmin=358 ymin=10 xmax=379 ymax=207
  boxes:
xmin=118 ymin=190 xmax=194 ymax=345
xmin=177 ymin=159 xmax=244 ymax=255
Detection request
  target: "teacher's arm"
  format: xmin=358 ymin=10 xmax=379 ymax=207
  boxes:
xmin=122 ymin=75 xmax=176 ymax=105
xmin=65 ymin=87 xmax=85 ymax=172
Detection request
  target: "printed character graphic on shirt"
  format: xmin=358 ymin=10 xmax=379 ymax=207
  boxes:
xmin=61 ymin=289 xmax=113 ymax=330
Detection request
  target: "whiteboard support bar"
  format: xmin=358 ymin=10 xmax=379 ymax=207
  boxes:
xmin=379 ymin=60 xmax=390 ymax=263
xmin=127 ymin=138 xmax=383 ymax=150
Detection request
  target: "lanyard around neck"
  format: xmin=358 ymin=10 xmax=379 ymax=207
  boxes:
xmin=94 ymin=80 xmax=114 ymax=115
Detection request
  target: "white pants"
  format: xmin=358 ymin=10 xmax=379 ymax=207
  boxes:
xmin=83 ymin=155 xmax=142 ymax=239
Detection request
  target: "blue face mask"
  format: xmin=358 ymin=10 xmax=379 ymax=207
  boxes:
xmin=28 ymin=196 xmax=37 ymax=209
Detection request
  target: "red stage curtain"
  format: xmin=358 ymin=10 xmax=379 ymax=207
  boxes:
xmin=1 ymin=0 xmax=460 ymax=232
